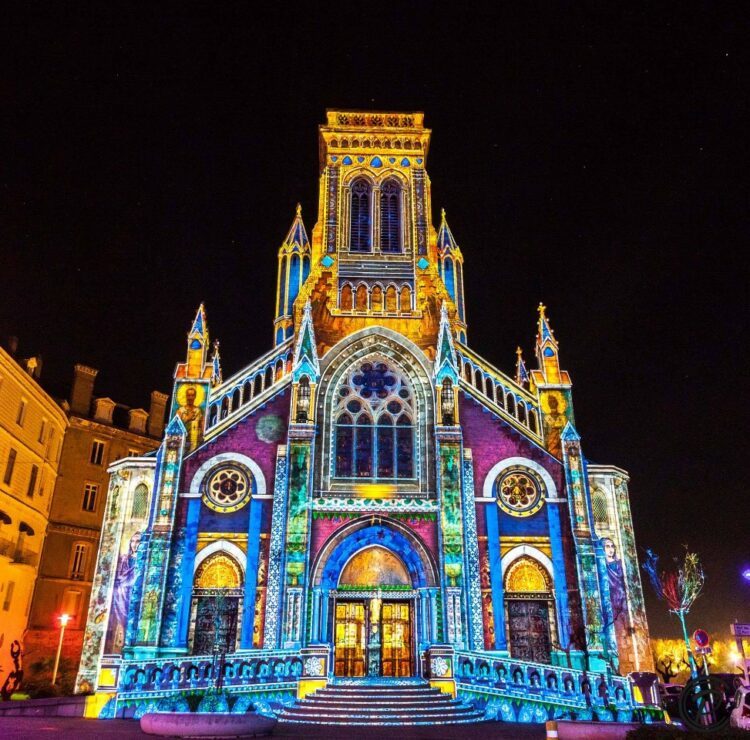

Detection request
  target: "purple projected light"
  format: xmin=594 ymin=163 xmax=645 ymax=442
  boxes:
xmin=742 ymin=568 xmax=750 ymax=582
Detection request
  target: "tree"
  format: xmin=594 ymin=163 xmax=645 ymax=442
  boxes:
xmin=652 ymin=638 xmax=691 ymax=683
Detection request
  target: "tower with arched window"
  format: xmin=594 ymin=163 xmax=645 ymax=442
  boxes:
xmin=78 ymin=112 xmax=653 ymax=717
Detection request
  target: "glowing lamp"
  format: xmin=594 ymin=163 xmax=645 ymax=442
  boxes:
xmin=742 ymin=568 xmax=750 ymax=582
xmin=58 ymin=613 xmax=71 ymax=627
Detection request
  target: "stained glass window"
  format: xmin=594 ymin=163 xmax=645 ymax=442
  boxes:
xmin=334 ymin=360 xmax=415 ymax=480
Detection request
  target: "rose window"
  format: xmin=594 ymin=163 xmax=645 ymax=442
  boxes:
xmin=496 ymin=468 xmax=544 ymax=517
xmin=204 ymin=466 xmax=251 ymax=513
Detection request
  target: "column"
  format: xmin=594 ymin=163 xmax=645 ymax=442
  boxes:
xmin=484 ymin=503 xmax=507 ymax=651
xmin=240 ymin=495 xmax=264 ymax=648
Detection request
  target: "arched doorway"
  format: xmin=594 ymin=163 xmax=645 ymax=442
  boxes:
xmin=312 ymin=520 xmax=438 ymax=679
xmin=190 ymin=551 xmax=243 ymax=655
xmin=334 ymin=546 xmax=413 ymax=678
xmin=504 ymin=556 xmax=556 ymax=663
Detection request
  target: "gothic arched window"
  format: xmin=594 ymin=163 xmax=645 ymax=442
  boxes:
xmin=334 ymin=360 xmax=415 ymax=480
xmin=379 ymin=179 xmax=401 ymax=252
xmin=350 ymin=178 xmax=372 ymax=252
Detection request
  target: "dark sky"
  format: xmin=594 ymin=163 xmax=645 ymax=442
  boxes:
xmin=3 ymin=6 xmax=748 ymax=636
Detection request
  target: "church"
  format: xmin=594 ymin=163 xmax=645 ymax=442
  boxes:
xmin=76 ymin=111 xmax=653 ymax=720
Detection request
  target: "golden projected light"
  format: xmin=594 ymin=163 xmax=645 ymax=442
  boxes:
xmin=194 ymin=552 xmax=242 ymax=590
xmin=505 ymin=557 xmax=551 ymax=593
xmin=175 ymin=382 xmax=206 ymax=408
xmin=354 ymin=483 xmax=397 ymax=499
xmin=339 ymin=546 xmax=410 ymax=587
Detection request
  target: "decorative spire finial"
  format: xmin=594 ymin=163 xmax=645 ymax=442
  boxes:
xmin=516 ymin=346 xmax=523 ymax=359
xmin=538 ymin=302 xmax=547 ymax=319
xmin=441 ymin=207 xmax=446 ymax=221
xmin=296 ymin=202 xmax=302 ymax=217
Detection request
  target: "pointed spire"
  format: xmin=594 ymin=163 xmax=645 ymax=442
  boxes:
xmin=536 ymin=303 xmax=557 ymax=348
xmin=515 ymin=346 xmax=529 ymax=387
xmin=434 ymin=302 xmax=458 ymax=381
xmin=534 ymin=302 xmax=564 ymax=384
xmin=281 ymin=203 xmax=310 ymax=252
xmin=293 ymin=300 xmax=320 ymax=379
xmin=211 ymin=339 xmax=222 ymax=386
xmin=436 ymin=208 xmax=459 ymax=255
xmin=189 ymin=303 xmax=208 ymax=342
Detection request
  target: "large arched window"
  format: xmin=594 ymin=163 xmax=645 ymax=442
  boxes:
xmin=379 ymin=179 xmax=401 ymax=252
xmin=350 ymin=178 xmax=372 ymax=252
xmin=334 ymin=360 xmax=415 ymax=480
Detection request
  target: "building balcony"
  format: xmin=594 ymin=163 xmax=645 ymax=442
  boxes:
xmin=12 ymin=546 xmax=40 ymax=568
xmin=0 ymin=537 xmax=14 ymax=559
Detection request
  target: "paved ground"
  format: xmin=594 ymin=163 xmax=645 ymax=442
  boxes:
xmin=0 ymin=716 xmax=547 ymax=739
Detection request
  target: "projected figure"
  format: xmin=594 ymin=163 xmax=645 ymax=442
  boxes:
xmin=604 ymin=538 xmax=627 ymax=624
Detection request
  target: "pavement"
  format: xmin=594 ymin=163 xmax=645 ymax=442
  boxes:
xmin=0 ymin=716 xmax=547 ymax=739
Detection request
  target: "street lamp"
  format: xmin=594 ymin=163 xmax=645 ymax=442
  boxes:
xmin=51 ymin=613 xmax=71 ymax=686
xmin=742 ymin=568 xmax=750 ymax=582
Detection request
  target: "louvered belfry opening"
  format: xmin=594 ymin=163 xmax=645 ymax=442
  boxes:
xmin=350 ymin=178 xmax=372 ymax=252
xmin=379 ymin=179 xmax=401 ymax=253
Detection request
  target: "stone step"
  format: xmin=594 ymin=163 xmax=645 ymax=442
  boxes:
xmin=278 ymin=711 xmax=485 ymax=726
xmin=283 ymin=703 xmax=476 ymax=716
xmin=303 ymin=696 xmax=458 ymax=707
xmin=278 ymin=680 xmax=484 ymax=726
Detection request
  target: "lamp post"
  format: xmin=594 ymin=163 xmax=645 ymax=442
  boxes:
xmin=51 ymin=613 xmax=71 ymax=686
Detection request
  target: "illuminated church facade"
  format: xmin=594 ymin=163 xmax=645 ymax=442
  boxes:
xmin=77 ymin=111 xmax=652 ymax=709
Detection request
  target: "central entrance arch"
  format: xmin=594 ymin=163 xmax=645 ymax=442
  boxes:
xmin=311 ymin=519 xmax=437 ymax=678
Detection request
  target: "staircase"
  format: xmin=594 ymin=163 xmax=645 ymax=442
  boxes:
xmin=277 ymin=680 xmax=485 ymax=726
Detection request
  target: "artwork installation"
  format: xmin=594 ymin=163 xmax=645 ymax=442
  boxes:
xmin=76 ymin=111 xmax=656 ymax=723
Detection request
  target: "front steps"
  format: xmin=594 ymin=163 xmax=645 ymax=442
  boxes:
xmin=277 ymin=680 xmax=485 ymax=726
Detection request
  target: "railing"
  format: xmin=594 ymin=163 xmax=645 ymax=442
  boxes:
xmin=205 ymin=339 xmax=294 ymax=435
xmin=454 ymin=650 xmax=633 ymax=708
xmin=455 ymin=344 xmax=542 ymax=440
xmin=118 ymin=649 xmax=302 ymax=695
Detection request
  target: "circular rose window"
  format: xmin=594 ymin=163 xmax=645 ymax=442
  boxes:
xmin=496 ymin=468 xmax=544 ymax=517
xmin=204 ymin=466 xmax=251 ymax=513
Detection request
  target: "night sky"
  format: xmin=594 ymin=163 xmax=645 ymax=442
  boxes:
xmin=3 ymin=7 xmax=747 ymax=636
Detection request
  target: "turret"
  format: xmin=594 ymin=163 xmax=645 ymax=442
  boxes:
xmin=274 ymin=204 xmax=311 ymax=346
xmin=178 ymin=304 xmax=211 ymax=381
xmin=291 ymin=301 xmax=320 ymax=425
xmin=172 ymin=304 xmax=213 ymax=451
xmin=436 ymin=209 xmax=467 ymax=341
xmin=529 ymin=303 xmax=574 ymax=459
xmin=433 ymin=302 xmax=460 ymax=425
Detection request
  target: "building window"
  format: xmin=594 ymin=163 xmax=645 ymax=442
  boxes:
xmin=2 ymin=581 xmax=14 ymax=611
xmin=26 ymin=465 xmax=39 ymax=498
xmin=349 ymin=178 xmax=372 ymax=252
xmin=82 ymin=483 xmax=98 ymax=512
xmin=127 ymin=448 xmax=139 ymax=457
xmin=70 ymin=543 xmax=88 ymax=580
xmin=131 ymin=483 xmax=149 ymax=518
xmin=3 ymin=449 xmax=17 ymax=486
xmin=38 ymin=419 xmax=47 ymax=444
xmin=90 ymin=440 xmax=105 ymax=465
xmin=379 ymin=179 xmax=402 ymax=252
xmin=334 ymin=360 xmax=415 ymax=480
xmin=16 ymin=399 xmax=27 ymax=426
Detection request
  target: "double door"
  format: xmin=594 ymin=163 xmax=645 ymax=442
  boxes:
xmin=333 ymin=599 xmax=413 ymax=677
xmin=507 ymin=599 xmax=552 ymax=663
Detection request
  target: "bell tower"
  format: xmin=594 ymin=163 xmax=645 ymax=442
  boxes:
xmin=294 ymin=111 xmax=466 ymax=357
